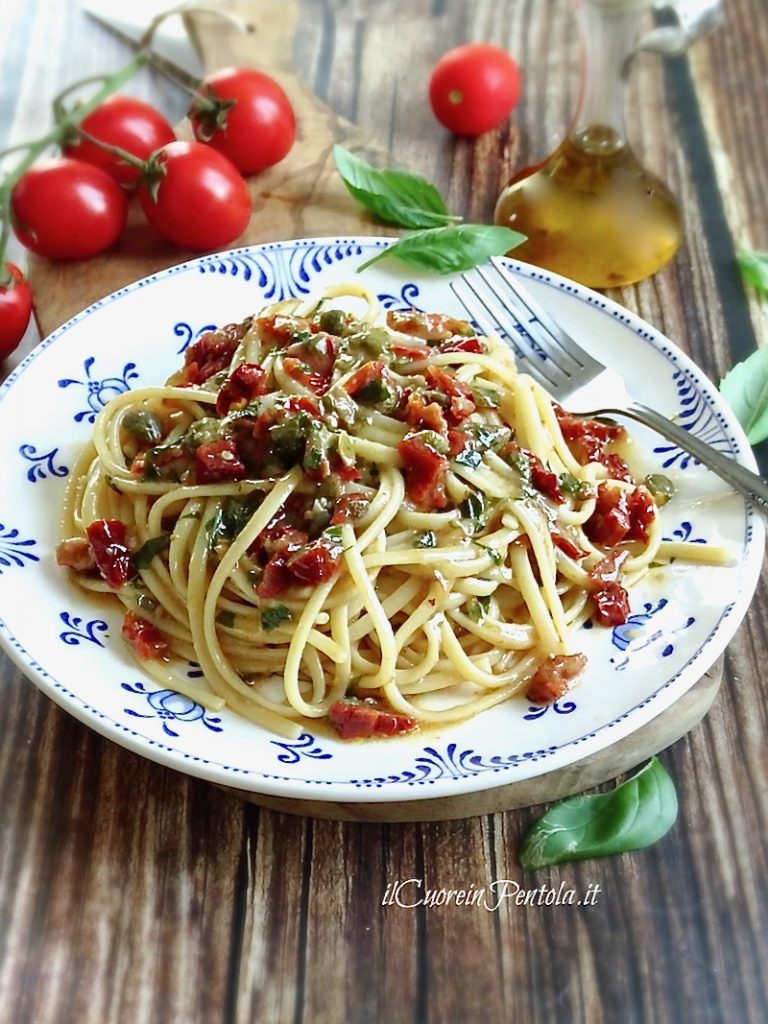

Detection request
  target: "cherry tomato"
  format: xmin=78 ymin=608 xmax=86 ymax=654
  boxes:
xmin=63 ymin=95 xmax=176 ymax=186
xmin=0 ymin=263 xmax=33 ymax=360
xmin=137 ymin=141 xmax=251 ymax=251
xmin=11 ymin=158 xmax=127 ymax=261
xmin=429 ymin=43 xmax=522 ymax=136
xmin=189 ymin=67 xmax=296 ymax=175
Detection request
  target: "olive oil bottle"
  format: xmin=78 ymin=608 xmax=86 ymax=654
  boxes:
xmin=494 ymin=0 xmax=683 ymax=288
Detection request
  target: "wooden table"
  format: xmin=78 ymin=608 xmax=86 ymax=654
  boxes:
xmin=2 ymin=1 xmax=767 ymax=1021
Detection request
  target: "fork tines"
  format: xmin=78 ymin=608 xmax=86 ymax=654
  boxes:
xmin=449 ymin=258 xmax=601 ymax=392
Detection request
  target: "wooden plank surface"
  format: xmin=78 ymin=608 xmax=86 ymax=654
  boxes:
xmin=1 ymin=1 xmax=767 ymax=1022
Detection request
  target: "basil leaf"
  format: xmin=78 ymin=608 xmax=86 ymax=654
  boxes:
xmin=215 ymin=609 xmax=236 ymax=628
xmin=415 ymin=530 xmax=437 ymax=548
xmin=358 ymin=224 xmax=526 ymax=275
xmin=737 ymin=249 xmax=768 ymax=300
xmin=719 ymin=346 xmax=768 ymax=444
xmin=519 ymin=757 xmax=678 ymax=869
xmin=133 ymin=533 xmax=170 ymax=569
xmin=334 ymin=145 xmax=455 ymax=229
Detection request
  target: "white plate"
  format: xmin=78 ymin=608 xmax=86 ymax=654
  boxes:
xmin=0 ymin=237 xmax=762 ymax=802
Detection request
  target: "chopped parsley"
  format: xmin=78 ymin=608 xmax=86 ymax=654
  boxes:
xmin=474 ymin=541 xmax=503 ymax=565
xmin=453 ymin=424 xmax=510 ymax=469
xmin=459 ymin=492 xmax=490 ymax=533
xmin=559 ymin=472 xmax=591 ymax=500
xmin=467 ymin=595 xmax=491 ymax=622
xmin=453 ymin=446 xmax=483 ymax=470
xmin=133 ymin=533 xmax=171 ymax=569
xmin=261 ymin=604 xmax=292 ymax=632
xmin=206 ymin=494 xmax=261 ymax=549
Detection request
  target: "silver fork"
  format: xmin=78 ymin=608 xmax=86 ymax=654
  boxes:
xmin=450 ymin=258 xmax=768 ymax=514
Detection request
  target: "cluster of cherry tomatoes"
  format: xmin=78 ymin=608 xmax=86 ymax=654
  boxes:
xmin=13 ymin=67 xmax=296 ymax=260
xmin=0 ymin=67 xmax=296 ymax=360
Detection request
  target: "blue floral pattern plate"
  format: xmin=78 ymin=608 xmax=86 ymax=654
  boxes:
xmin=0 ymin=237 xmax=762 ymax=802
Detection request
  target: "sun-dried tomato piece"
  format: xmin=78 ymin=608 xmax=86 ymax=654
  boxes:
xmin=181 ymin=323 xmax=246 ymax=385
xmin=121 ymin=611 xmax=169 ymax=660
xmin=584 ymin=484 xmax=631 ymax=547
xmin=525 ymin=653 xmax=587 ymax=704
xmin=328 ymin=698 xmax=417 ymax=739
xmin=398 ymin=434 xmax=448 ymax=510
xmin=330 ymin=492 xmax=370 ymax=525
xmin=438 ymin=335 xmax=482 ymax=353
xmin=256 ymin=313 xmax=313 ymax=347
xmin=551 ymin=532 xmax=588 ymax=560
xmin=286 ymin=536 xmax=343 ymax=585
xmin=386 ymin=310 xmax=474 ymax=341
xmin=85 ymin=519 xmax=136 ymax=589
xmin=55 ymin=537 xmax=97 ymax=573
xmin=195 ymin=439 xmax=247 ymax=483
xmin=404 ymin=392 xmax=448 ymax=434
xmin=592 ymin=582 xmax=631 ymax=626
xmin=216 ymin=363 xmax=268 ymax=415
xmin=585 ymin=483 xmax=655 ymax=547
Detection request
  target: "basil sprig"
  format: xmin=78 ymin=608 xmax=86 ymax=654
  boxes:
xmin=519 ymin=757 xmax=678 ymax=869
xmin=358 ymin=224 xmax=526 ymax=274
xmin=720 ymin=250 xmax=768 ymax=443
xmin=334 ymin=145 xmax=457 ymax=229
xmin=334 ymin=146 xmax=525 ymax=274
xmin=720 ymin=347 xmax=768 ymax=444
xmin=737 ymin=249 xmax=768 ymax=300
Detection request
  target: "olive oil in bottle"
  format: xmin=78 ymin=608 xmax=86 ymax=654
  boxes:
xmin=494 ymin=0 xmax=683 ymax=288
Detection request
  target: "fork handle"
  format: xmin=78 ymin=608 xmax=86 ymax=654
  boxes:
xmin=605 ymin=402 xmax=768 ymax=515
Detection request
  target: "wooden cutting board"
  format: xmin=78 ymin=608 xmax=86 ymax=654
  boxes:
xmin=26 ymin=0 xmax=723 ymax=819
xmin=27 ymin=0 xmax=399 ymax=336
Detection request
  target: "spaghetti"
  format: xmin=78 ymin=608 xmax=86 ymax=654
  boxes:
xmin=57 ymin=284 xmax=729 ymax=740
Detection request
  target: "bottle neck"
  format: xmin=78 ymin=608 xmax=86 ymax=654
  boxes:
xmin=571 ymin=0 xmax=646 ymax=154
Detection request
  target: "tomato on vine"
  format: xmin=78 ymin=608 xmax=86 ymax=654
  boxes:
xmin=0 ymin=263 xmax=33 ymax=360
xmin=137 ymin=141 xmax=252 ymax=251
xmin=62 ymin=95 xmax=176 ymax=186
xmin=429 ymin=44 xmax=522 ymax=136
xmin=188 ymin=67 xmax=296 ymax=175
xmin=11 ymin=158 xmax=128 ymax=261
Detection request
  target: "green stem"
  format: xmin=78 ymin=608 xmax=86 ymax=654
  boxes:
xmin=75 ymin=127 xmax=148 ymax=172
xmin=51 ymin=74 xmax=112 ymax=115
xmin=0 ymin=139 xmax=44 ymax=161
xmin=0 ymin=49 xmax=149 ymax=272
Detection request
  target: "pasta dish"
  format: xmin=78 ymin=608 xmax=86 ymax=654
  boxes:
xmin=56 ymin=283 xmax=726 ymax=740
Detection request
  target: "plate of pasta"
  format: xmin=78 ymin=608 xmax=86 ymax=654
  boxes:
xmin=0 ymin=237 xmax=762 ymax=802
